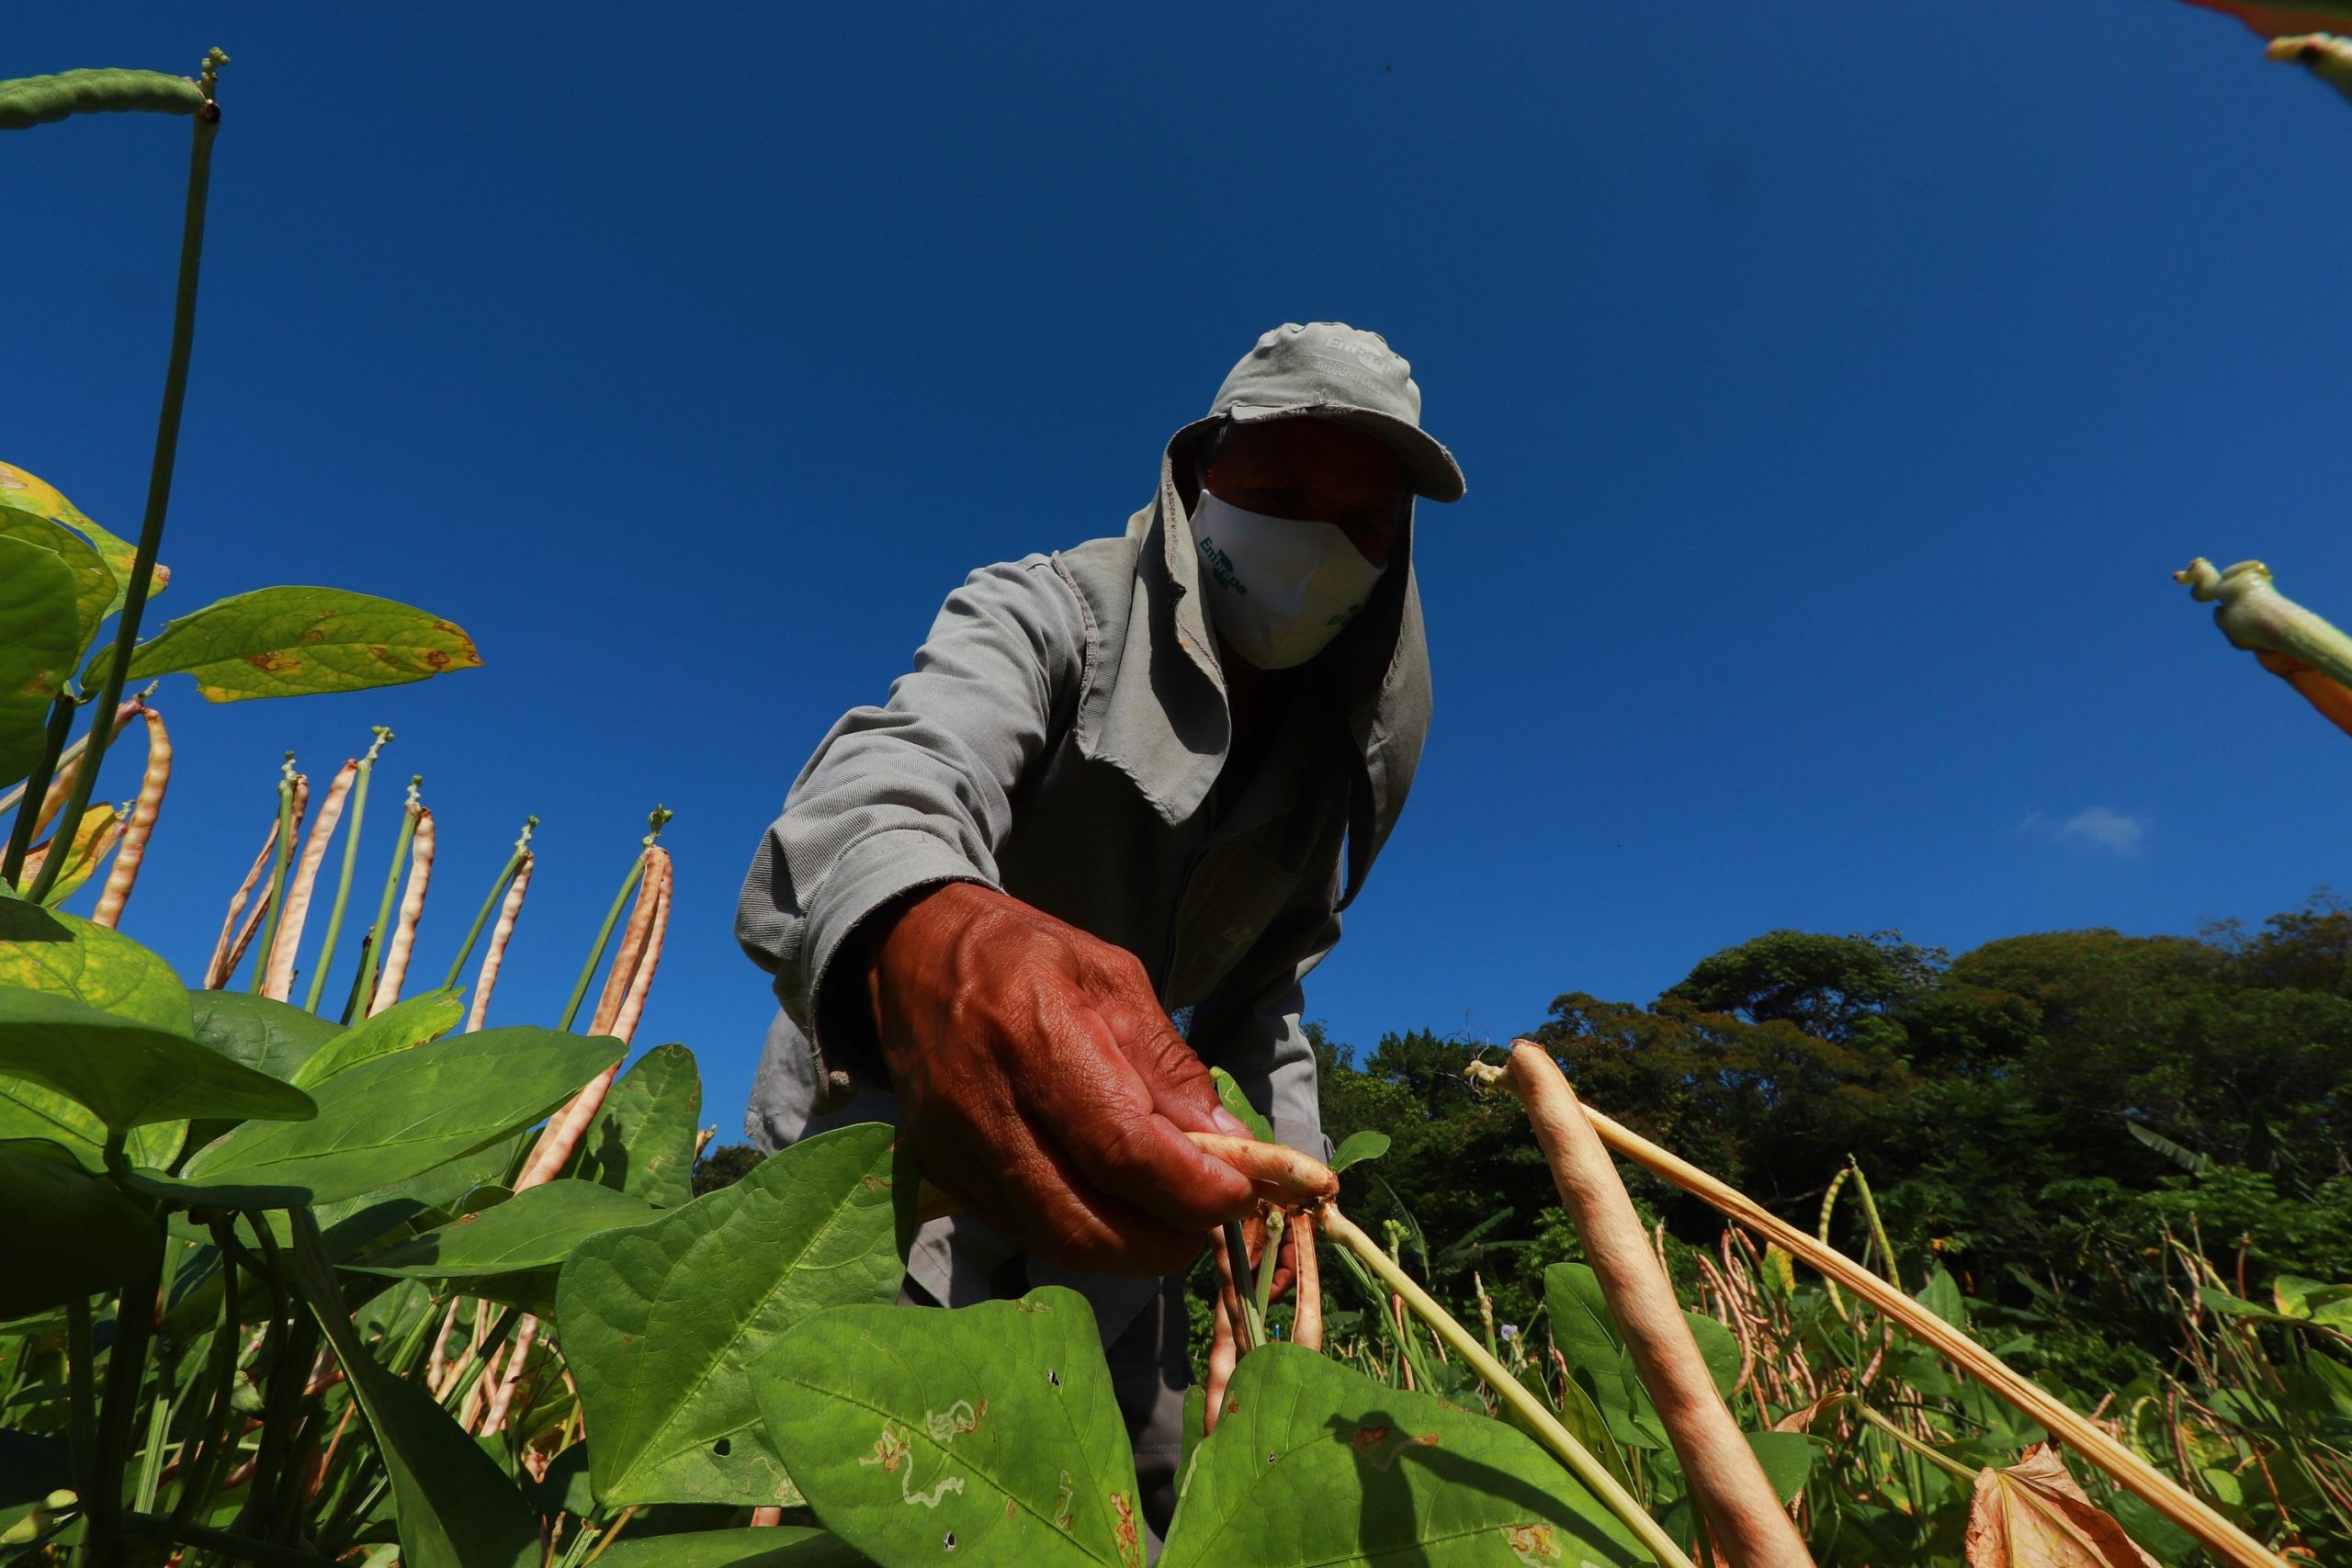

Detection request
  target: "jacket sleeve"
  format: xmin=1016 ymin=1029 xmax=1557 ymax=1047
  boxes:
xmin=1185 ymin=870 xmax=1345 ymax=1162
xmin=734 ymin=555 xmax=1086 ymax=1095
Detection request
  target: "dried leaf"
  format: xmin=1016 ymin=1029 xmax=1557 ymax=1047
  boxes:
xmin=1965 ymin=1444 xmax=2160 ymax=1568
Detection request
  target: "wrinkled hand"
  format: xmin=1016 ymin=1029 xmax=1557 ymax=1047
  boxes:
xmin=866 ymin=882 xmax=1259 ymax=1275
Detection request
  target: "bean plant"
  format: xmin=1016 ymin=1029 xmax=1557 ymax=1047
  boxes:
xmin=5 ymin=30 xmax=2343 ymax=1568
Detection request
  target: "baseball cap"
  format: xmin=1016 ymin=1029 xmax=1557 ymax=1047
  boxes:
xmin=1204 ymin=321 xmax=1465 ymax=503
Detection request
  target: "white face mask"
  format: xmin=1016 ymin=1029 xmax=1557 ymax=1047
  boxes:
xmin=1189 ymin=490 xmax=1387 ymax=671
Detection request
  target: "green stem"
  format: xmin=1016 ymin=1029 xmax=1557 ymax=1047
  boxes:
xmin=436 ymin=1305 xmax=519 ymax=1416
xmin=1320 ymin=1204 xmax=1697 ymax=1568
xmin=87 ymin=1221 xmax=165 ymax=1568
xmin=1852 ymin=1401 xmax=1976 ymax=1483
xmin=28 ymin=66 xmax=222 ymax=903
xmin=131 ymin=1237 xmax=187 ymax=1512
xmin=303 ymin=728 xmax=390 ymax=1013
xmin=1221 ymin=1221 xmax=1261 ymax=1351
xmin=66 ymin=1295 xmax=97 ymax=1510
xmin=1847 ymin=1156 xmax=1903 ymax=1295
xmin=445 ymin=817 xmax=536 ymax=990
xmin=1252 ymin=1209 xmax=1285 ymax=1329
xmin=123 ymin=1510 xmax=340 ymax=1568
xmin=171 ymin=1220 xmax=245 ymax=1532
xmin=560 ymin=858 xmax=644 ymax=1032
xmin=336 ymin=929 xmax=376 ymax=1026
xmin=1 ymin=692 xmax=76 ymax=888
xmin=249 ymin=760 xmax=297 ymax=996
xmin=356 ymin=783 xmax=420 ymax=1015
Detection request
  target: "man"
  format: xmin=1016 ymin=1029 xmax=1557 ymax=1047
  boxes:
xmin=735 ymin=321 xmax=1463 ymax=1535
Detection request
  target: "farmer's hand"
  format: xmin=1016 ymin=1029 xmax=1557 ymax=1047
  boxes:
xmin=865 ymin=882 xmax=1260 ymax=1274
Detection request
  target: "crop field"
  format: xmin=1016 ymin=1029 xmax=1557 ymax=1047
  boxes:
xmin=9 ymin=17 xmax=2352 ymax=1568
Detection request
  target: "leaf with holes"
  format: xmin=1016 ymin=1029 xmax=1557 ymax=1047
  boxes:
xmin=124 ymin=585 xmax=482 ymax=702
xmin=579 ymin=1043 xmax=701 ymax=1209
xmin=558 ymin=1122 xmax=904 ymax=1507
xmin=1160 ymin=1341 xmax=1646 ymax=1568
xmin=757 ymin=1287 xmax=1142 ymax=1568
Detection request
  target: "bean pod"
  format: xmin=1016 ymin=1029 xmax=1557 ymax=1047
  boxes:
xmin=0 ymin=70 xmax=205 ymax=131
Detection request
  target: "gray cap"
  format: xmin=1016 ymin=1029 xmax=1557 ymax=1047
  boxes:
xmin=1205 ymin=321 xmax=1465 ymax=503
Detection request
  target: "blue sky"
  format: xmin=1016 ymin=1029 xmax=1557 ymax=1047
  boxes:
xmin=10 ymin=2 xmax=2351 ymax=1143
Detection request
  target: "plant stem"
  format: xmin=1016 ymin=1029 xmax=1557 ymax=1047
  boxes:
xmin=336 ymin=930 xmax=376 ymax=1026
xmin=172 ymin=1219 xmax=245 ymax=1533
xmin=88 ymin=1222 xmax=166 ymax=1568
xmin=131 ymin=1237 xmax=187 ymax=1513
xmin=1526 ymin=1082 xmax=2294 ymax=1568
xmin=1221 ymin=1221 xmax=1261 ymax=1351
xmin=123 ymin=1510 xmax=340 ymax=1568
xmin=560 ymin=856 xmax=645 ymax=1032
xmin=66 ymin=1295 xmax=98 ymax=1508
xmin=1 ymin=693 xmax=75 ymax=888
xmin=250 ymin=759 xmax=298 ymax=996
xmin=1319 ymin=1203 xmax=1697 ymax=1568
xmin=357 ymin=779 xmax=420 ymax=1015
xmin=1253 ymin=1209 xmax=1285 ymax=1329
xmin=446 ymin=818 xmax=536 ymax=990
xmin=1845 ymin=1157 xmax=1902 ymax=1295
xmin=27 ymin=62 xmax=223 ymax=903
xmin=304 ymin=728 xmax=390 ymax=1012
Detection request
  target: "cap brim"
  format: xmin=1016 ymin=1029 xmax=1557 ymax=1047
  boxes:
xmin=1226 ymin=402 xmax=1466 ymax=503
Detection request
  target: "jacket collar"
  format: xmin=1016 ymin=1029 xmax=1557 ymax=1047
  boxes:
xmin=1069 ymin=421 xmax=1432 ymax=906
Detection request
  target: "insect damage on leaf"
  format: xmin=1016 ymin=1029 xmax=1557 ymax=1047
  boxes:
xmin=1502 ymin=1522 xmax=1565 ymax=1563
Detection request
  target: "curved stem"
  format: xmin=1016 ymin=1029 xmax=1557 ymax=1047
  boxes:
xmin=305 ymin=729 xmax=390 ymax=1012
xmin=28 ymin=83 xmax=220 ymax=903
xmin=1319 ymin=1203 xmax=1697 ymax=1568
xmin=445 ymin=818 xmax=535 ymax=991
xmin=1 ymin=692 xmax=75 ymax=887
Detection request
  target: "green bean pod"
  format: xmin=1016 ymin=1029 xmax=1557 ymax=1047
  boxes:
xmin=0 ymin=69 xmax=205 ymax=131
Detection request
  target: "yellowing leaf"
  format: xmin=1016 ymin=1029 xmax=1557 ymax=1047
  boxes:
xmin=28 ymin=805 xmax=120 ymax=906
xmin=126 ymin=586 xmax=482 ymax=702
xmin=1965 ymin=1444 xmax=2160 ymax=1568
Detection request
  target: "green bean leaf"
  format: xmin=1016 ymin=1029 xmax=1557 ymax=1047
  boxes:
xmin=175 ymin=1026 xmax=618 ymax=1205
xmin=558 ymin=1122 xmax=905 ymax=1507
xmin=187 ymin=991 xmax=340 ymax=1084
xmin=0 ymin=1140 xmax=157 ymax=1316
xmin=579 ymin=1043 xmax=702 ymax=1209
xmin=286 ymin=1208 xmax=541 ymax=1568
xmin=756 ymin=1286 xmax=1142 ymax=1568
xmin=1208 ymin=1066 xmax=1273 ymax=1145
xmin=0 ymin=987 xmax=313 ymax=1132
xmin=1161 ymin=1341 xmax=1646 ymax=1568
xmin=0 ymin=536 xmax=80 ymax=786
xmin=1329 ymin=1131 xmax=1391 ymax=1174
xmin=349 ymin=1179 xmax=657 ymax=1280
xmin=0 ymin=510 xmax=109 ymax=660
xmin=124 ymin=586 xmax=483 ymax=702
xmin=291 ymin=987 xmax=464 ymax=1088
xmin=592 ymin=1529 xmax=865 ymax=1568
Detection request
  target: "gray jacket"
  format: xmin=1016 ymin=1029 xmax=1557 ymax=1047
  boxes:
xmin=734 ymin=420 xmax=1431 ymax=1332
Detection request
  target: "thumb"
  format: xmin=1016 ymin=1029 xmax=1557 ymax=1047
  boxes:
xmin=1120 ymin=1010 xmax=1245 ymax=1135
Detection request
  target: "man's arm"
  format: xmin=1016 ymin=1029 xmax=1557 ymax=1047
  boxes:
xmin=735 ymin=557 xmax=1254 ymax=1275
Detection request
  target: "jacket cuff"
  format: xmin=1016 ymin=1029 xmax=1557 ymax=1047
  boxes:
xmin=803 ymin=829 xmax=994 ymax=1104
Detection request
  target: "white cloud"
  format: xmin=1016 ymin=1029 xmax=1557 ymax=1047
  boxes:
xmin=2018 ymin=806 xmax=2147 ymax=855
